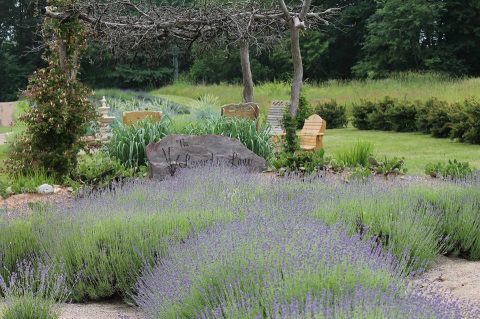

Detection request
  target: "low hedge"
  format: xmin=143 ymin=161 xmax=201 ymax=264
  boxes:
xmin=351 ymin=96 xmax=480 ymax=144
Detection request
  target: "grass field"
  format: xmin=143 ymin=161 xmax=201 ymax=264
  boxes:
xmin=154 ymin=73 xmax=480 ymax=115
xmin=325 ymin=128 xmax=480 ymax=174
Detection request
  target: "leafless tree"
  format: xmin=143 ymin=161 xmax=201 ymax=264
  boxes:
xmin=43 ymin=1 xmax=340 ymax=112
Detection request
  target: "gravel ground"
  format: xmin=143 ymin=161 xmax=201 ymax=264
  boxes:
xmin=60 ymin=302 xmax=144 ymax=319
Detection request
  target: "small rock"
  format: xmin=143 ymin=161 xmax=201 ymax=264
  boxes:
xmin=66 ymin=187 xmax=74 ymax=193
xmin=37 ymin=184 xmax=54 ymax=194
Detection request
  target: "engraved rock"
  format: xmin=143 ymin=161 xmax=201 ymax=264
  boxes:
xmin=146 ymin=135 xmax=267 ymax=180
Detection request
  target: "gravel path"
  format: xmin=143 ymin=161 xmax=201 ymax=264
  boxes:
xmin=60 ymin=302 xmax=144 ymax=319
xmin=416 ymin=256 xmax=480 ymax=306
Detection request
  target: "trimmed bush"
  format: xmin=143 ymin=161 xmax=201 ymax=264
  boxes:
xmin=315 ymin=100 xmax=348 ymax=128
xmin=385 ymin=100 xmax=419 ymax=132
xmin=352 ymin=100 xmax=376 ymax=130
xmin=450 ymin=98 xmax=480 ymax=144
xmin=416 ymin=98 xmax=455 ymax=138
xmin=367 ymin=96 xmax=395 ymax=131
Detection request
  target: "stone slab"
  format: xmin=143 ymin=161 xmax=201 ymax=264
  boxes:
xmin=146 ymin=135 xmax=267 ymax=180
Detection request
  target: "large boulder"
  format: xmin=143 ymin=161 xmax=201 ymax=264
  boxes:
xmin=146 ymin=135 xmax=267 ymax=180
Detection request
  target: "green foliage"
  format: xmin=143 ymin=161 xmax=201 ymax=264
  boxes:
xmin=184 ymin=117 xmax=273 ymax=160
xmin=272 ymin=149 xmax=327 ymax=174
xmin=353 ymin=0 xmax=444 ymax=77
xmin=368 ymin=156 xmax=408 ymax=176
xmin=8 ymin=170 xmax=57 ymax=195
xmin=191 ymin=94 xmax=220 ymax=120
xmin=335 ymin=141 xmax=374 ymax=167
xmin=296 ymin=94 xmax=312 ymax=129
xmin=107 ymin=118 xmax=171 ymax=170
xmin=281 ymin=111 xmax=298 ymax=154
xmin=385 ymin=100 xmax=418 ymax=132
xmin=352 ymin=100 xmax=376 ymax=130
xmin=416 ymin=98 xmax=455 ymax=138
xmin=366 ymin=97 xmax=395 ymax=131
xmin=70 ymin=152 xmax=136 ymax=189
xmin=1 ymin=297 xmax=57 ymax=319
xmin=5 ymin=13 xmax=95 ymax=178
xmin=425 ymin=159 xmax=474 ymax=179
xmin=347 ymin=165 xmax=373 ymax=182
xmin=315 ymin=100 xmax=348 ymax=129
xmin=450 ymin=98 xmax=480 ymax=144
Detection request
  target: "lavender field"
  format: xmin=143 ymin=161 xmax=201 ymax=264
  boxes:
xmin=1 ymin=168 xmax=480 ymax=318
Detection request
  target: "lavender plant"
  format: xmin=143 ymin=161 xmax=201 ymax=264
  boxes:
xmin=0 ymin=166 xmax=479 ymax=311
xmin=0 ymin=260 xmax=69 ymax=319
xmin=134 ymin=212 xmax=402 ymax=318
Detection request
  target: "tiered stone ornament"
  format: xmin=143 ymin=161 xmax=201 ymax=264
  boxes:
xmin=97 ymin=96 xmax=115 ymax=142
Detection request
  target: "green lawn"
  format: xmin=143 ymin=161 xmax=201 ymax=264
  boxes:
xmin=325 ymin=128 xmax=480 ymax=174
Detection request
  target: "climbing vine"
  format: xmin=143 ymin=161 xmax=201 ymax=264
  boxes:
xmin=6 ymin=1 xmax=95 ymax=177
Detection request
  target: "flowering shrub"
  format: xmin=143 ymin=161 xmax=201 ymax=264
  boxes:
xmin=5 ymin=12 xmax=95 ymax=177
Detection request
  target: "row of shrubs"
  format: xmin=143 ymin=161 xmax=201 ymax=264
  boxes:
xmin=352 ymin=97 xmax=480 ymax=144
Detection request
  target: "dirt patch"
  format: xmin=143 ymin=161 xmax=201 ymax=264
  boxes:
xmin=60 ymin=302 xmax=143 ymax=319
xmin=0 ymin=102 xmax=15 ymax=127
xmin=414 ymin=256 xmax=480 ymax=314
xmin=1 ymin=188 xmax=74 ymax=217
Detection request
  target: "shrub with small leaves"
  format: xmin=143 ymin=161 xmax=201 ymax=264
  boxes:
xmin=367 ymin=96 xmax=396 ymax=131
xmin=315 ymin=100 xmax=348 ymax=128
xmin=385 ymin=100 xmax=419 ymax=132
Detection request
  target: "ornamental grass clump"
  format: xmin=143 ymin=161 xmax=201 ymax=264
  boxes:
xmin=184 ymin=117 xmax=274 ymax=160
xmin=107 ymin=118 xmax=171 ymax=170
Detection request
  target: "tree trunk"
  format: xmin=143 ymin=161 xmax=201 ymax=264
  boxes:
xmin=289 ymin=17 xmax=303 ymax=117
xmin=58 ymin=37 xmax=68 ymax=75
xmin=240 ymin=42 xmax=254 ymax=103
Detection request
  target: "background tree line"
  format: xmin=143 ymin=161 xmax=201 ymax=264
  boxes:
xmin=1 ymin=0 xmax=480 ymax=102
